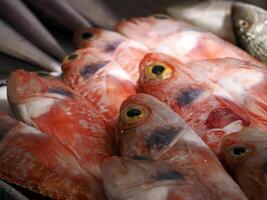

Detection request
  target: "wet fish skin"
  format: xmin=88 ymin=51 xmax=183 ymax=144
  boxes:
xmin=0 ymin=112 xmax=105 ymax=200
xmin=7 ymin=70 xmax=115 ymax=183
xmin=0 ymin=0 xmax=66 ymax=60
xmin=73 ymin=28 xmax=149 ymax=83
xmin=232 ymin=2 xmax=267 ymax=64
xmin=111 ymin=93 xmax=247 ymax=200
xmin=23 ymin=0 xmax=91 ymax=33
xmin=137 ymin=53 xmax=251 ymax=154
xmin=62 ymin=48 xmax=136 ymax=126
xmin=0 ymin=20 xmax=61 ymax=73
xmin=220 ymin=127 xmax=267 ymax=200
xmin=116 ymin=15 xmax=261 ymax=65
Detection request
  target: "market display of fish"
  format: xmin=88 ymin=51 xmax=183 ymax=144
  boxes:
xmin=62 ymin=48 xmax=136 ymax=126
xmin=23 ymin=0 xmax=91 ymax=33
xmin=232 ymin=2 xmax=267 ymax=64
xmin=0 ymin=20 xmax=62 ymax=73
xmin=116 ymin=15 xmax=262 ymax=66
xmin=221 ymin=128 xmax=267 ymax=200
xmin=1 ymin=1 xmax=267 ymax=199
xmin=73 ymin=28 xmax=149 ymax=83
xmin=102 ymin=93 xmax=247 ymax=200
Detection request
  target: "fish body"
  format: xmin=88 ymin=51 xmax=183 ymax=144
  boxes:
xmin=137 ymin=53 xmax=250 ymax=154
xmin=0 ymin=0 xmax=66 ymax=60
xmin=73 ymin=28 xmax=149 ymax=83
xmin=0 ymin=112 xmax=105 ymax=200
xmin=188 ymin=58 xmax=267 ymax=127
xmin=117 ymin=15 xmax=260 ymax=65
xmin=232 ymin=2 xmax=267 ymax=64
xmin=7 ymin=70 xmax=115 ymax=181
xmin=23 ymin=0 xmax=91 ymax=33
xmin=62 ymin=48 xmax=136 ymax=125
xmin=103 ymin=93 xmax=247 ymax=200
xmin=0 ymin=20 xmax=61 ymax=73
xmin=221 ymin=127 xmax=267 ymax=200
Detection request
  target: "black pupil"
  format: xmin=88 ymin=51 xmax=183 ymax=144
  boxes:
xmin=152 ymin=65 xmax=165 ymax=75
xmin=127 ymin=108 xmax=142 ymax=117
xmin=81 ymin=32 xmax=93 ymax=39
xmin=232 ymin=146 xmax=246 ymax=155
xmin=68 ymin=54 xmax=78 ymax=60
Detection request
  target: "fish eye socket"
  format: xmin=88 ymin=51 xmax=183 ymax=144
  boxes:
xmin=230 ymin=146 xmax=248 ymax=156
xmin=121 ymin=105 xmax=149 ymax=124
xmin=67 ymin=53 xmax=79 ymax=60
xmin=81 ymin=32 xmax=93 ymax=40
xmin=36 ymin=71 xmax=51 ymax=77
xmin=145 ymin=63 xmax=172 ymax=80
xmin=238 ymin=19 xmax=250 ymax=29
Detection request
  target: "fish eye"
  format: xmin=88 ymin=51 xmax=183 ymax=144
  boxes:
xmin=121 ymin=105 xmax=149 ymax=125
xmin=153 ymin=14 xmax=170 ymax=19
xmin=63 ymin=53 xmax=79 ymax=64
xmin=238 ymin=19 xmax=250 ymax=29
xmin=230 ymin=145 xmax=250 ymax=156
xmin=81 ymin=31 xmax=94 ymax=40
xmin=36 ymin=71 xmax=51 ymax=77
xmin=145 ymin=63 xmax=172 ymax=81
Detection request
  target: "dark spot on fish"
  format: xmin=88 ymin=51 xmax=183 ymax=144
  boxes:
xmin=48 ymin=87 xmax=73 ymax=98
xmin=151 ymin=65 xmax=165 ymax=75
xmin=176 ymin=88 xmax=203 ymax=106
xmin=145 ymin=127 xmax=181 ymax=151
xmin=104 ymin=40 xmax=122 ymax=53
xmin=81 ymin=32 xmax=93 ymax=40
xmin=79 ymin=61 xmax=109 ymax=77
xmin=153 ymin=14 xmax=170 ymax=19
xmin=67 ymin=53 xmax=78 ymax=60
xmin=231 ymin=146 xmax=247 ymax=156
xmin=127 ymin=108 xmax=142 ymax=117
xmin=132 ymin=155 xmax=149 ymax=160
xmin=262 ymin=161 xmax=267 ymax=174
xmin=155 ymin=169 xmax=184 ymax=181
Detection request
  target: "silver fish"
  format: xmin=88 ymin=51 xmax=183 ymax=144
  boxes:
xmin=0 ymin=0 xmax=66 ymax=60
xmin=0 ymin=179 xmax=29 ymax=200
xmin=232 ymin=2 xmax=267 ymax=63
xmin=0 ymin=20 xmax=62 ymax=73
xmin=23 ymin=0 xmax=91 ymax=33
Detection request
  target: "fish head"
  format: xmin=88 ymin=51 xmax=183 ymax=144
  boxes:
xmin=118 ymin=93 xmax=188 ymax=159
xmin=221 ymin=127 xmax=267 ymax=196
xmin=102 ymin=156 xmax=187 ymax=200
xmin=74 ymin=28 xmax=125 ymax=54
xmin=8 ymin=70 xmax=75 ymax=125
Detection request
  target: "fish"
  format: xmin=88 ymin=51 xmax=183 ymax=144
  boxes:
xmin=0 ymin=79 xmax=13 ymax=117
xmin=73 ymin=28 xmax=149 ymax=83
xmin=103 ymin=93 xmax=247 ymax=200
xmin=0 ymin=0 xmax=66 ymax=60
xmin=220 ymin=127 xmax=267 ymax=200
xmin=137 ymin=53 xmax=252 ymax=154
xmin=62 ymin=48 xmax=136 ymax=126
xmin=232 ymin=2 xmax=267 ymax=64
xmin=116 ymin=15 xmax=261 ymax=65
xmin=187 ymin=58 xmax=267 ymax=128
xmin=23 ymin=0 xmax=91 ymax=33
xmin=0 ymin=112 xmax=106 ymax=200
xmin=7 ymin=70 xmax=116 ymax=182
xmin=160 ymin=0 xmax=236 ymax=43
xmin=0 ymin=20 xmax=62 ymax=73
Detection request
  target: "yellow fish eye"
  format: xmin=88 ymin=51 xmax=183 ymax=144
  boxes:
xmin=121 ymin=105 xmax=149 ymax=124
xmin=63 ymin=53 xmax=79 ymax=64
xmin=238 ymin=19 xmax=250 ymax=30
xmin=145 ymin=63 xmax=172 ymax=80
xmin=229 ymin=145 xmax=251 ymax=157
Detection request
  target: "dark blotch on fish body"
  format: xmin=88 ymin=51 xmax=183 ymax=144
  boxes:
xmin=145 ymin=127 xmax=181 ymax=151
xmin=176 ymin=88 xmax=203 ymax=106
xmin=80 ymin=61 xmax=109 ymax=77
xmin=131 ymin=155 xmax=149 ymax=160
xmin=155 ymin=169 xmax=184 ymax=181
xmin=48 ymin=87 xmax=73 ymax=98
xmin=105 ymin=40 xmax=123 ymax=53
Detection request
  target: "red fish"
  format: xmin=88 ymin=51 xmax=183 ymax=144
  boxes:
xmin=73 ymin=28 xmax=149 ymax=83
xmin=62 ymin=48 xmax=136 ymax=126
xmin=7 ymin=70 xmax=115 ymax=181
xmin=137 ymin=53 xmax=251 ymax=154
xmin=0 ymin=112 xmax=105 ymax=200
xmin=102 ymin=93 xmax=247 ymax=200
xmin=220 ymin=128 xmax=267 ymax=200
xmin=116 ymin=15 xmax=262 ymax=65
xmin=187 ymin=58 xmax=267 ymax=127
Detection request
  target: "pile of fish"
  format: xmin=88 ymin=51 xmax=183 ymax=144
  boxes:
xmin=1 ymin=1 xmax=267 ymax=200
